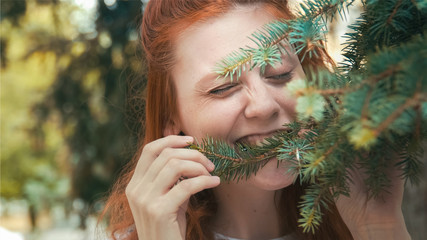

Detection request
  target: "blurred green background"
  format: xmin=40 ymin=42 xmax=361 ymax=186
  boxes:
xmin=0 ymin=0 xmax=426 ymax=240
xmin=1 ymin=0 xmax=145 ymax=239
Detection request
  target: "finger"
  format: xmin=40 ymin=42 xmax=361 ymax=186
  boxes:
xmin=144 ymin=148 xmax=214 ymax=182
xmin=164 ymin=175 xmax=220 ymax=211
xmin=151 ymin=159 xmax=212 ymax=194
xmin=133 ymin=135 xmax=194 ymax=178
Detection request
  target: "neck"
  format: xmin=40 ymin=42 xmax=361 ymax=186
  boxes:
xmin=211 ymin=182 xmax=289 ymax=240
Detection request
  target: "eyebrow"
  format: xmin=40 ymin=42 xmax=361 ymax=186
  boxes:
xmin=195 ymin=72 xmax=224 ymax=90
xmin=195 ymin=50 xmax=294 ymax=89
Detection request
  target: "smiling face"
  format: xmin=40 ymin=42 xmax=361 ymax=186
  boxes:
xmin=166 ymin=4 xmax=306 ymax=190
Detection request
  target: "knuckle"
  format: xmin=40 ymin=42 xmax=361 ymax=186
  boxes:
xmin=125 ymin=179 xmax=150 ymax=204
xmin=125 ymin=185 xmax=144 ymax=204
xmin=142 ymin=142 xmax=155 ymax=155
xmin=125 ymin=185 xmax=133 ymax=198
xmin=168 ymin=158 xmax=181 ymax=170
xmin=125 ymin=182 xmax=137 ymax=199
xmin=161 ymin=147 xmax=174 ymax=157
xmin=178 ymin=179 xmax=193 ymax=191
xmin=125 ymin=185 xmax=170 ymax=222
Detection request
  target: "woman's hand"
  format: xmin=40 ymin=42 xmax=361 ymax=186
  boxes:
xmin=335 ymin=157 xmax=410 ymax=240
xmin=125 ymin=135 xmax=220 ymax=240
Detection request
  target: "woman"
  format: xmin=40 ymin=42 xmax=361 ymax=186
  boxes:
xmin=102 ymin=0 xmax=410 ymax=239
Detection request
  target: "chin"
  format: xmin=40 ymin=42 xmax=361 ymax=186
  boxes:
xmin=247 ymin=158 xmax=296 ymax=191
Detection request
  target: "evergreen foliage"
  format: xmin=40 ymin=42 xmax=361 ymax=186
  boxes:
xmin=1 ymin=0 xmax=144 ymax=228
xmin=191 ymin=0 xmax=427 ymax=233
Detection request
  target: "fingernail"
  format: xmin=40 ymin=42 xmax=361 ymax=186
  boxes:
xmin=211 ymin=176 xmax=220 ymax=183
xmin=208 ymin=161 xmax=215 ymax=171
xmin=184 ymin=136 xmax=194 ymax=143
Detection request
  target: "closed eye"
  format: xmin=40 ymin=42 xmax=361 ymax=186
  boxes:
xmin=209 ymin=83 xmax=238 ymax=96
xmin=267 ymin=71 xmax=293 ymax=81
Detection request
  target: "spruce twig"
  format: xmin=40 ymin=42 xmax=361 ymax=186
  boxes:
xmin=193 ymin=0 xmax=427 ymax=233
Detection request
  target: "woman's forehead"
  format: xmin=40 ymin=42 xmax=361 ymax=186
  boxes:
xmin=172 ymin=5 xmax=277 ymax=81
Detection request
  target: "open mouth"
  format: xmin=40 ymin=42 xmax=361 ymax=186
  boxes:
xmin=234 ymin=128 xmax=292 ymax=147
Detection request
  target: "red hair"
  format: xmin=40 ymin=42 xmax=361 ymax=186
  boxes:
xmin=101 ymin=1 xmax=352 ymax=239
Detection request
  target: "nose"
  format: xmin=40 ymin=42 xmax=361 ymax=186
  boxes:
xmin=243 ymin=79 xmax=280 ymax=120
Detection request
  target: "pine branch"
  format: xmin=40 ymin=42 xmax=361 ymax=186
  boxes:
xmin=298 ymin=184 xmax=333 ymax=233
xmin=387 ymin=0 xmax=403 ymax=25
xmin=213 ymin=20 xmax=291 ymax=80
xmin=302 ymin=140 xmax=340 ymax=183
xmin=214 ymin=0 xmax=353 ymax=81
xmin=297 ymin=0 xmax=353 ymax=22
xmin=397 ymin=139 xmax=424 ymax=185
xmin=189 ymin=132 xmax=296 ymax=181
xmin=194 ymin=0 xmax=427 ymax=233
xmin=374 ymin=92 xmax=427 ymax=137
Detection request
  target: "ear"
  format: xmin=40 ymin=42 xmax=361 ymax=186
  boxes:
xmin=163 ymin=118 xmax=182 ymax=136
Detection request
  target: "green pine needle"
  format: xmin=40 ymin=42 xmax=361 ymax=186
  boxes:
xmin=199 ymin=0 xmax=427 ymax=233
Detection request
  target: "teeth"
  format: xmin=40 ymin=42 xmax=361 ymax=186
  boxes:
xmin=236 ymin=129 xmax=291 ymax=146
xmin=239 ymin=134 xmax=271 ymax=146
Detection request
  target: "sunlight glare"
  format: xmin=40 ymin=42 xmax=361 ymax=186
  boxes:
xmin=68 ymin=0 xmax=98 ymax=35
xmin=72 ymin=0 xmax=97 ymax=10
xmin=104 ymin=0 xmax=117 ymax=7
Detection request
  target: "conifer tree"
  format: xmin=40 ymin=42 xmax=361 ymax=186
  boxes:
xmin=190 ymin=0 xmax=427 ymax=232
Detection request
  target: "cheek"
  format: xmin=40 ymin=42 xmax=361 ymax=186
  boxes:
xmin=277 ymin=87 xmax=298 ymax=118
xmin=179 ymin=98 xmax=243 ymax=139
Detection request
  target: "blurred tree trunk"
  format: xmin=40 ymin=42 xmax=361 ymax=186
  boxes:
xmin=29 ymin=204 xmax=37 ymax=231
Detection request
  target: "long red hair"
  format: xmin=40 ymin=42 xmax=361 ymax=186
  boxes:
xmin=102 ymin=0 xmax=352 ymax=239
